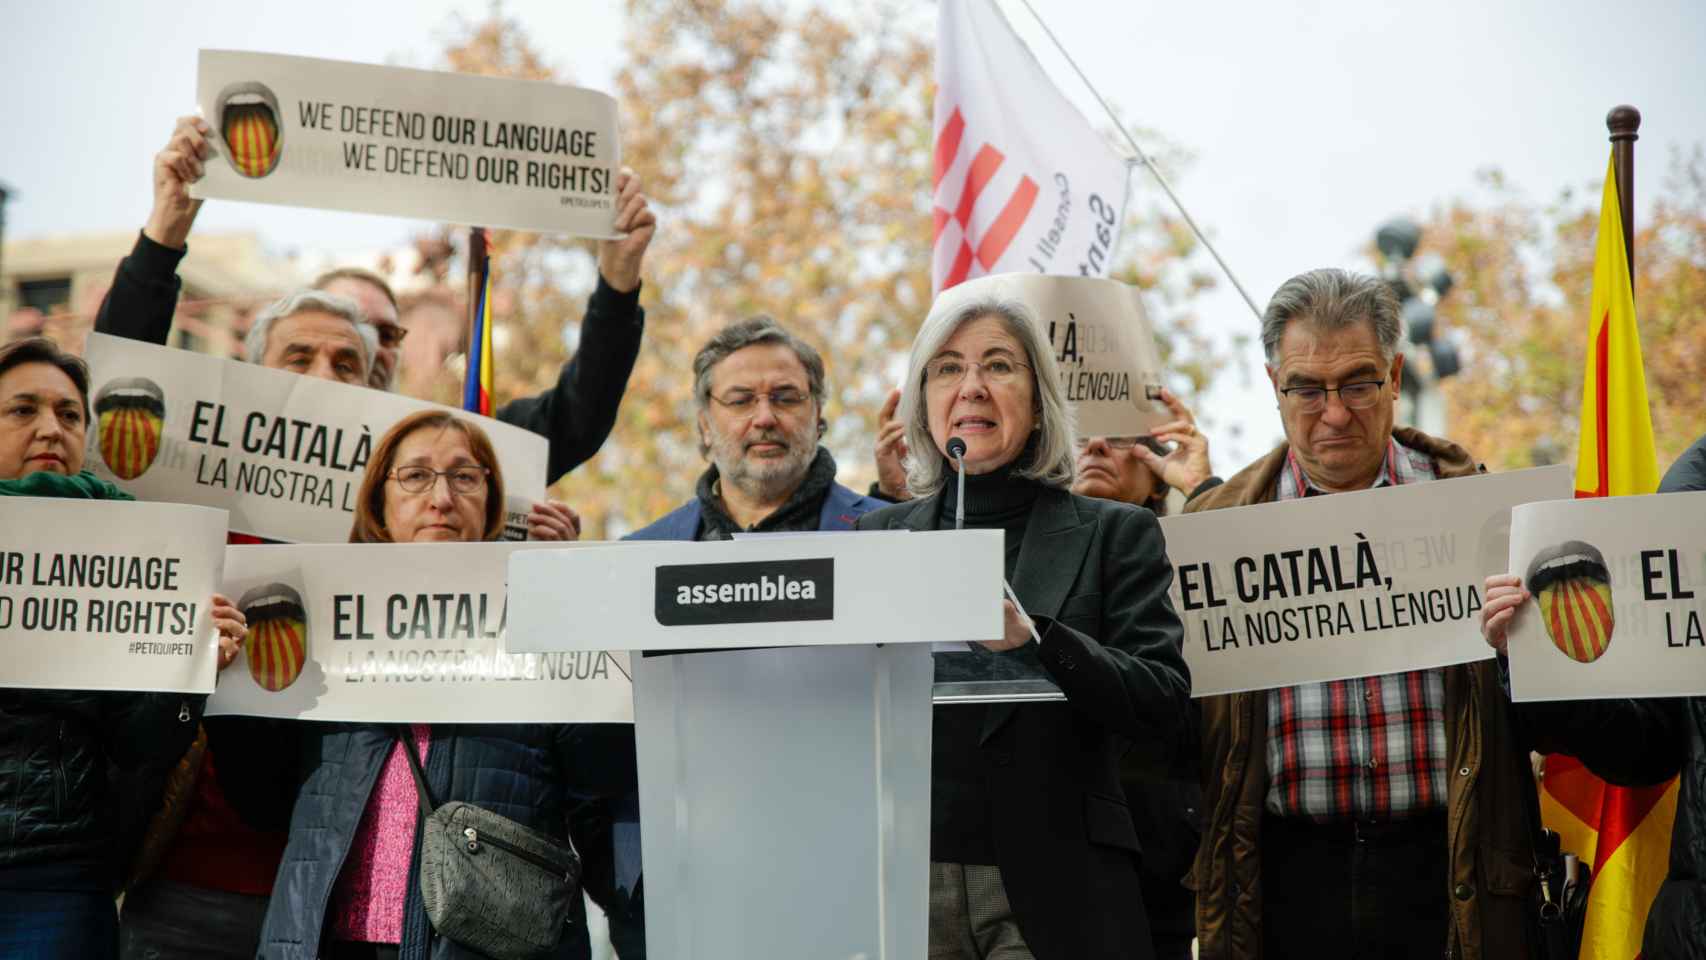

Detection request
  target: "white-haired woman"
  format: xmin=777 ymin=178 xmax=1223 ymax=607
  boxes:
xmin=857 ymin=298 xmax=1191 ymax=960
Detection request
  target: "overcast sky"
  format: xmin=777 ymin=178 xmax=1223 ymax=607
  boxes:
xmin=4 ymin=0 xmax=1701 ymax=464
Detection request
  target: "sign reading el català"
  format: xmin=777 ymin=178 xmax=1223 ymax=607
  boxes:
xmin=82 ymin=334 xmax=547 ymax=544
xmin=1507 ymin=491 xmax=1706 ymax=701
xmin=1158 ymin=466 xmax=1571 ymax=697
xmin=207 ymin=541 xmax=632 ymax=723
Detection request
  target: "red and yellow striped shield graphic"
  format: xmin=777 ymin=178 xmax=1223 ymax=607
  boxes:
xmin=223 ymin=102 xmax=281 ymax=179
xmin=98 ymin=407 xmax=163 ymax=480
xmin=1537 ymin=577 xmax=1614 ymax=663
xmin=1527 ymin=540 xmax=1615 ymax=664
xmin=94 ymin=378 xmax=165 ymax=481
xmin=239 ymin=582 xmax=308 ymax=693
xmin=247 ymin=614 xmax=307 ymax=692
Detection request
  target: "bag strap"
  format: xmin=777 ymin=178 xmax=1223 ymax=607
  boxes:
xmin=391 ymin=724 xmax=437 ymax=819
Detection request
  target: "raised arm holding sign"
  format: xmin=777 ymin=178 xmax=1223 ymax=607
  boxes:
xmin=97 ymin=51 xmax=657 ymax=487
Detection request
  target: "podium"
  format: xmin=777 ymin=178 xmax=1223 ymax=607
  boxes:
xmin=507 ymin=530 xmax=1003 ymax=960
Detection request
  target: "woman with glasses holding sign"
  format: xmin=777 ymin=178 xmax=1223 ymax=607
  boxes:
xmin=0 ymin=337 xmax=246 ymax=959
xmin=855 ymin=299 xmax=1192 ymax=960
xmin=255 ymin=409 xmax=632 ymax=960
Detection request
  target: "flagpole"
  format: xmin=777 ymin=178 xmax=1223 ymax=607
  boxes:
xmin=1012 ymin=0 xmax=1265 ymax=321
xmin=466 ymin=226 xmax=488 ymax=352
xmin=1607 ymin=105 xmax=1641 ymax=286
xmin=464 ymin=226 xmax=489 ymax=414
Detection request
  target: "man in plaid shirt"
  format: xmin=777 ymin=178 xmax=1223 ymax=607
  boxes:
xmin=1185 ymin=268 xmax=1546 ymax=960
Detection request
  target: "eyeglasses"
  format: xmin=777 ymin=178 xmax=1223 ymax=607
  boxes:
xmin=389 ymin=465 xmax=490 ymax=495
xmin=1073 ymin=435 xmax=1170 ymax=456
xmin=1278 ymin=380 xmax=1386 ymax=414
xmin=1073 ymin=436 xmax=1142 ymax=450
xmin=710 ymin=389 xmax=810 ymax=416
xmin=372 ymin=322 xmax=409 ymax=349
xmin=924 ymin=356 xmax=1032 ymax=389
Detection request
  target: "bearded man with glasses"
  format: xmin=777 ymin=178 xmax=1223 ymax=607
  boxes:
xmin=580 ymin=316 xmax=887 ymax=956
xmin=1184 ymin=268 xmax=1546 ymax=960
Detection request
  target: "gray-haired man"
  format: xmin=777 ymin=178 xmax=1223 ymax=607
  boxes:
xmin=1188 ymin=268 xmax=1546 ymax=960
xmin=240 ymin=289 xmax=377 ymax=385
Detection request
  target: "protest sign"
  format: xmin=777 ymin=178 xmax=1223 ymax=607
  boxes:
xmin=925 ymin=274 xmax=1167 ymax=437
xmin=0 ymin=498 xmax=227 ymax=693
xmin=207 ymin=541 xmax=632 ymax=723
xmin=82 ymin=333 xmax=548 ymax=544
xmin=191 ymin=50 xmax=620 ymax=237
xmin=1506 ymin=491 xmax=1706 ymax=701
xmin=1157 ymin=465 xmax=1570 ymax=697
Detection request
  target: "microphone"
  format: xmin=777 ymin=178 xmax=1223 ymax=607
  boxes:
xmin=946 ymin=437 xmax=967 ymax=531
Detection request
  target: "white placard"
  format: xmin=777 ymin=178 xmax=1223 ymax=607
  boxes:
xmin=191 ymin=50 xmax=620 ymax=237
xmin=82 ymin=333 xmax=547 ymax=544
xmin=0 ymin=498 xmax=227 ymax=693
xmin=1507 ymin=492 xmax=1706 ymax=701
xmin=1158 ymin=465 xmax=1571 ymax=697
xmin=207 ymin=541 xmax=632 ymax=722
xmin=506 ymin=530 xmax=1005 ymax=654
xmin=925 ymin=274 xmax=1167 ymax=438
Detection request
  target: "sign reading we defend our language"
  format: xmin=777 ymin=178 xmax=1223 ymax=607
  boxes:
xmin=505 ymin=530 xmax=1004 ymax=655
xmin=207 ymin=541 xmax=632 ymax=723
xmin=926 ymin=274 xmax=1169 ymax=438
xmin=0 ymin=498 xmax=227 ymax=693
xmin=1157 ymin=465 xmax=1571 ymax=697
xmin=82 ymin=333 xmax=548 ymax=545
xmin=1507 ymin=491 xmax=1706 ymax=701
xmin=191 ymin=50 xmax=620 ymax=237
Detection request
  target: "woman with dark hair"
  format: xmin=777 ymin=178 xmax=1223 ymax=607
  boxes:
xmin=255 ymin=409 xmax=633 ymax=960
xmin=0 ymin=337 xmax=246 ymax=959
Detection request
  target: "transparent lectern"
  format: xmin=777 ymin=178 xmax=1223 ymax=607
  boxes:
xmin=506 ymin=530 xmax=1003 ymax=960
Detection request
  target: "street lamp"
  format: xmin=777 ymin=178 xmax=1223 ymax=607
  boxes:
xmin=1373 ymin=217 xmax=1458 ymax=433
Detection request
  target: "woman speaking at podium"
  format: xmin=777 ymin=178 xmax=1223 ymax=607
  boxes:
xmin=857 ymin=299 xmax=1192 ymax=960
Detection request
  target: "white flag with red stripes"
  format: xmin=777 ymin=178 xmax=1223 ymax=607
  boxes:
xmin=933 ymin=0 xmax=1132 ymax=293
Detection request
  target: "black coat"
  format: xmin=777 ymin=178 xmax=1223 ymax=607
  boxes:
xmin=256 ymin=722 xmax=636 ymax=960
xmin=0 ymin=688 xmax=199 ymax=882
xmin=856 ymin=485 xmax=1192 ymax=960
xmin=94 ymin=232 xmax=643 ymax=484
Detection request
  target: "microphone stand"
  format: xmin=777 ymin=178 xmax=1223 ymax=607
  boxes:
xmin=948 ymin=439 xmax=1042 ymax=647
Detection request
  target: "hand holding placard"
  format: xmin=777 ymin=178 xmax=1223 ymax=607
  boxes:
xmin=147 ymin=116 xmax=210 ymax=249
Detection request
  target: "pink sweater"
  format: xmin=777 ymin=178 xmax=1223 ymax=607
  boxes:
xmin=331 ymin=724 xmax=432 ymax=944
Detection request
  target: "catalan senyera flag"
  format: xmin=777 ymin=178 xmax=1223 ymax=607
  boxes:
xmin=462 ymin=263 xmax=493 ymax=417
xmin=1540 ymin=152 xmax=1676 ymax=960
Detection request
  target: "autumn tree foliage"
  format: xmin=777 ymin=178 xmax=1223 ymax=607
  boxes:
xmin=1420 ymin=151 xmax=1705 ymax=472
xmin=428 ymin=3 xmax=1234 ymax=535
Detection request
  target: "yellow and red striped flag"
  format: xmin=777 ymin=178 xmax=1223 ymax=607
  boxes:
xmin=1539 ymin=152 xmax=1676 ymax=959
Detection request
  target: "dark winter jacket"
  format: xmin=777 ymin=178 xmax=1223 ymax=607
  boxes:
xmin=256 ymin=722 xmax=636 ymax=960
xmin=0 ymin=471 xmax=202 ymax=889
xmin=0 ymin=690 xmax=201 ymax=887
xmin=94 ymin=232 xmax=644 ymax=484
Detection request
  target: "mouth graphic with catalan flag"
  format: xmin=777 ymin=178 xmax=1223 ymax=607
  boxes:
xmin=94 ymin=378 xmax=165 ymax=480
xmin=1526 ymin=540 xmax=1614 ymax=664
xmin=239 ymin=582 xmax=308 ymax=692
xmin=218 ymin=82 xmax=282 ymax=179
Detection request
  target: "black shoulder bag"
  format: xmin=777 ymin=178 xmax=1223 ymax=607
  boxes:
xmin=394 ymin=727 xmax=583 ymax=960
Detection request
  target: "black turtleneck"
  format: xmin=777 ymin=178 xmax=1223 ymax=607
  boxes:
xmin=931 ymin=458 xmax=1045 ymax=865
